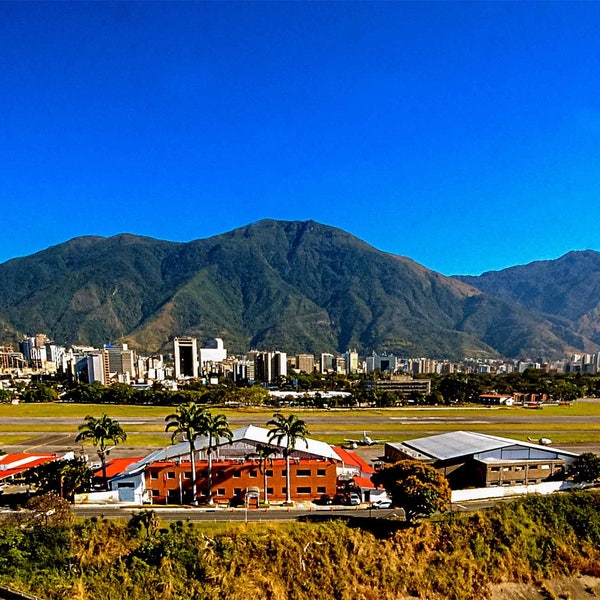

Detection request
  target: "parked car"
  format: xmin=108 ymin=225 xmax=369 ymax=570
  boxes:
xmin=370 ymin=498 xmax=392 ymax=509
xmin=313 ymin=494 xmax=333 ymax=505
xmin=347 ymin=493 xmax=361 ymax=506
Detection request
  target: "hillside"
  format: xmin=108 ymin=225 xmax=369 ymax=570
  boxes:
xmin=2 ymin=492 xmax=600 ymax=600
xmin=456 ymin=250 xmax=600 ymax=350
xmin=0 ymin=220 xmax=590 ymax=359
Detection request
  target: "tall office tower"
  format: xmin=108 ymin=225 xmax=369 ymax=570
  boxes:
xmin=254 ymin=351 xmax=287 ymax=383
xmin=86 ymin=353 xmax=106 ymax=384
xmin=199 ymin=338 xmax=227 ymax=372
xmin=345 ymin=349 xmax=359 ymax=374
xmin=334 ymin=356 xmax=347 ymax=374
xmin=320 ymin=353 xmax=334 ymax=373
xmin=295 ymin=354 xmax=315 ymax=374
xmin=174 ymin=337 xmax=199 ymax=379
xmin=121 ymin=349 xmax=136 ymax=379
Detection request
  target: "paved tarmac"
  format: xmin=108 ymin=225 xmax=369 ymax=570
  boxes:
xmin=2 ymin=401 xmax=600 ymax=459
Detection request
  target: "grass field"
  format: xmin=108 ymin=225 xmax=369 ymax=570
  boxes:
xmin=1 ymin=401 xmax=600 ymax=451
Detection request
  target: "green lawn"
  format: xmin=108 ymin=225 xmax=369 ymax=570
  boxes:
xmin=1 ymin=401 xmax=600 ymax=451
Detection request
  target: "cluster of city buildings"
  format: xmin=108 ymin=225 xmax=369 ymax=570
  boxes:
xmin=2 ymin=333 xmax=600 ymax=389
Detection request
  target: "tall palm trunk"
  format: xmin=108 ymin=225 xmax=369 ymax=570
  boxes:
xmin=263 ymin=468 xmax=269 ymax=504
xmin=207 ymin=448 xmax=214 ymax=505
xmin=189 ymin=439 xmax=197 ymax=504
xmin=285 ymin=453 xmax=291 ymax=503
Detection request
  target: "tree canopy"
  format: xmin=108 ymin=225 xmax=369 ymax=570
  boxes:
xmin=371 ymin=460 xmax=451 ymax=523
xmin=569 ymin=452 xmax=600 ymax=483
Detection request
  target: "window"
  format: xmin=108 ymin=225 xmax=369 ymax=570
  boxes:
xmin=234 ymin=488 xmax=242 ymax=495
xmin=266 ymin=469 xmax=273 ymax=477
xmin=249 ymin=470 xmax=258 ymax=478
xmin=184 ymin=472 xmax=192 ymax=479
xmin=118 ymin=482 xmax=134 ymax=489
xmin=296 ymin=487 xmax=311 ymax=494
xmin=541 ymin=464 xmax=550 ymax=470
xmin=502 ymin=467 xmax=511 ymax=472
xmin=233 ymin=471 xmax=241 ymax=478
xmin=317 ymin=469 xmax=326 ymax=477
xmin=150 ymin=472 xmax=159 ymax=480
xmin=267 ymin=487 xmax=273 ymax=494
xmin=217 ymin=488 xmax=225 ymax=496
xmin=490 ymin=467 xmax=500 ymax=472
xmin=317 ymin=486 xmax=326 ymax=494
xmin=200 ymin=470 xmax=208 ymax=478
xmin=297 ymin=469 xmax=311 ymax=477
xmin=167 ymin=472 xmax=175 ymax=479
xmin=282 ymin=470 xmax=287 ymax=477
xmin=282 ymin=487 xmax=287 ymax=495
xmin=152 ymin=489 xmax=160 ymax=497
xmin=515 ymin=466 xmax=523 ymax=472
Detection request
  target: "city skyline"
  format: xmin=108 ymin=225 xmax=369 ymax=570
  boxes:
xmin=2 ymin=3 xmax=600 ymax=274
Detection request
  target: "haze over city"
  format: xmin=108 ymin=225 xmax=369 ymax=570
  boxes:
xmin=2 ymin=2 xmax=600 ymax=275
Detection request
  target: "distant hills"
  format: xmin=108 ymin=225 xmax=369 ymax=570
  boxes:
xmin=0 ymin=219 xmax=598 ymax=359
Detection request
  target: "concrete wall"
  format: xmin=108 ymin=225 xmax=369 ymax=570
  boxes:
xmin=451 ymin=480 xmax=574 ymax=503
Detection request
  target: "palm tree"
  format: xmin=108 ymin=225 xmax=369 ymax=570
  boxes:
xmin=199 ymin=411 xmax=233 ymax=505
xmin=165 ymin=402 xmax=206 ymax=504
xmin=75 ymin=414 xmax=127 ymax=489
xmin=253 ymin=444 xmax=278 ymax=505
xmin=267 ymin=413 xmax=309 ymax=504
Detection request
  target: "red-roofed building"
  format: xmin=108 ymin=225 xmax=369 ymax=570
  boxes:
xmin=101 ymin=426 xmax=379 ymax=505
xmin=0 ymin=452 xmax=73 ymax=484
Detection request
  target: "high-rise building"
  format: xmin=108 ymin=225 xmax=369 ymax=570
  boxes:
xmin=345 ymin=349 xmax=359 ymax=374
xmin=199 ymin=338 xmax=227 ymax=372
xmin=174 ymin=337 xmax=199 ymax=379
xmin=254 ymin=351 xmax=287 ymax=383
xmin=295 ymin=354 xmax=315 ymax=374
xmin=321 ymin=353 xmax=334 ymax=373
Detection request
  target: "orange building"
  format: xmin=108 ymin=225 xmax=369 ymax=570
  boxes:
xmin=145 ymin=456 xmax=338 ymax=505
xmin=107 ymin=425 xmax=366 ymax=505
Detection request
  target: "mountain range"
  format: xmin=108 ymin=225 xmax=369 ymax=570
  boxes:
xmin=0 ymin=219 xmax=598 ymax=360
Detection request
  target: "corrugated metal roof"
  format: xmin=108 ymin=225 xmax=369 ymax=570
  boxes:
xmin=126 ymin=424 xmax=341 ymax=472
xmin=400 ymin=431 xmax=579 ymax=461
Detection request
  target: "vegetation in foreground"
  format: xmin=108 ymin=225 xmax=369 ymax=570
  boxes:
xmin=2 ymin=491 xmax=600 ymax=600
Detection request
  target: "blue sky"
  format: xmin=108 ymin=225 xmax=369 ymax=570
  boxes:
xmin=1 ymin=2 xmax=599 ymax=275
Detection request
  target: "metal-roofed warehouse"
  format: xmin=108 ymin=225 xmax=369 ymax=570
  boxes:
xmin=385 ymin=431 xmax=579 ymax=489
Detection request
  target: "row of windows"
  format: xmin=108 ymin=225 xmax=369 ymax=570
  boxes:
xmin=150 ymin=468 xmax=329 ymax=480
xmin=490 ymin=479 xmax=544 ymax=487
xmin=489 ymin=464 xmax=552 ymax=473
xmin=151 ymin=485 xmax=331 ymax=498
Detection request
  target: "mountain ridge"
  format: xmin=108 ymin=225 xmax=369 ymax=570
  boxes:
xmin=0 ymin=220 xmax=597 ymax=359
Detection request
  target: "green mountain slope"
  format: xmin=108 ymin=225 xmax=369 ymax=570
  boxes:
xmin=456 ymin=250 xmax=600 ymax=350
xmin=0 ymin=220 xmax=587 ymax=358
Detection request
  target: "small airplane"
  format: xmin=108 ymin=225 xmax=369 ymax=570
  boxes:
xmin=343 ymin=432 xmax=388 ymax=449
xmin=528 ymin=436 xmax=552 ymax=446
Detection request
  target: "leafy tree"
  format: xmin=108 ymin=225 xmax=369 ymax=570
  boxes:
xmin=23 ymin=492 xmax=72 ymax=526
xmin=75 ymin=414 xmax=127 ymax=489
xmin=24 ymin=457 xmax=92 ymax=501
xmin=267 ymin=413 xmax=309 ymax=504
xmin=165 ymin=402 xmax=206 ymax=504
xmin=198 ymin=411 xmax=233 ymax=505
xmin=371 ymin=460 xmax=451 ymax=524
xmin=0 ymin=388 xmax=12 ymax=403
xmin=21 ymin=382 xmax=58 ymax=403
xmin=569 ymin=452 xmax=600 ymax=483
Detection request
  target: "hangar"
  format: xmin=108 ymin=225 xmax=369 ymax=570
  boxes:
xmin=384 ymin=431 xmax=579 ymax=490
